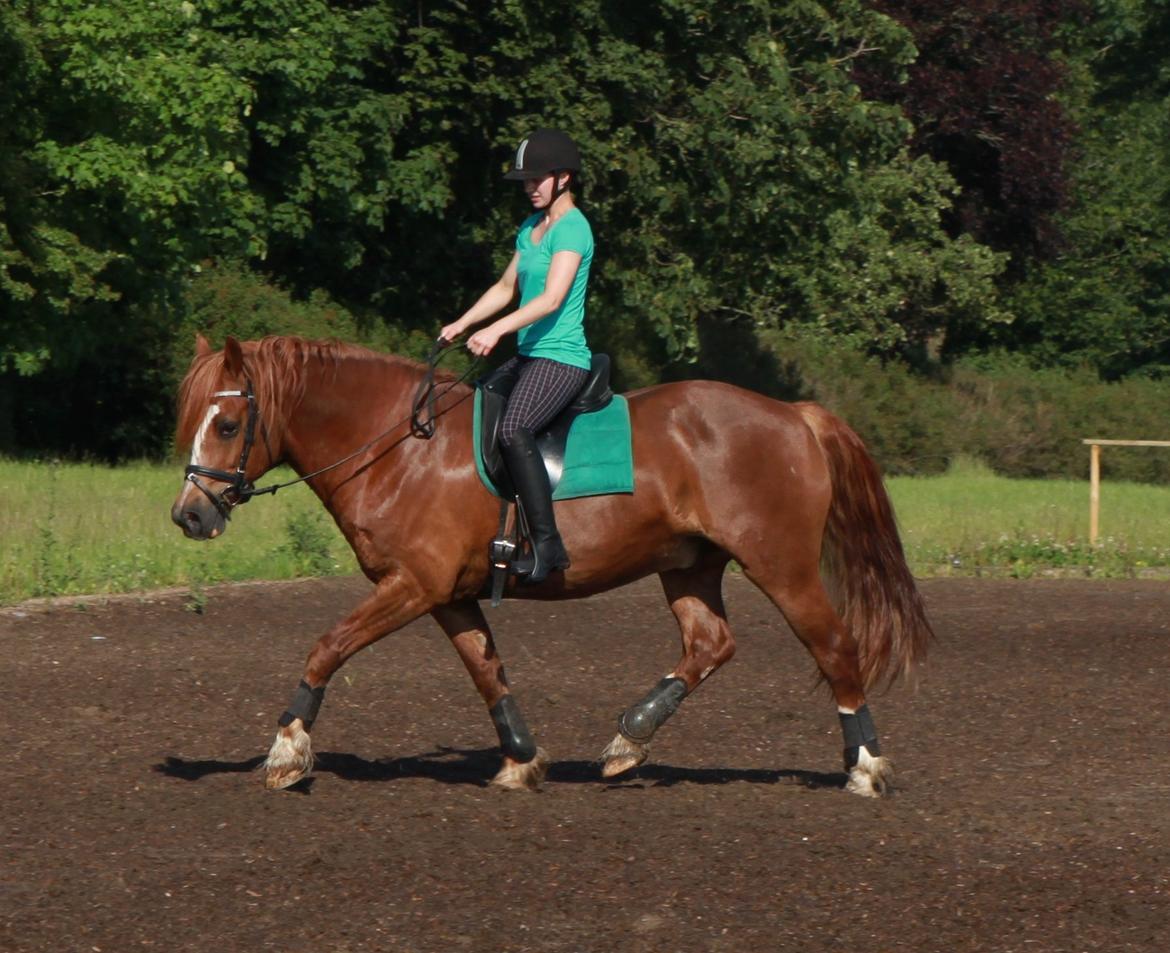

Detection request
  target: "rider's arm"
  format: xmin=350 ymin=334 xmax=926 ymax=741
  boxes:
xmin=440 ymin=253 xmax=520 ymax=342
xmin=483 ymin=250 xmax=582 ymax=336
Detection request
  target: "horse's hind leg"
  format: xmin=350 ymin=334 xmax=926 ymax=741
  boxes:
xmin=432 ymin=600 xmax=548 ymax=790
xmin=747 ymin=565 xmax=893 ymax=797
xmin=602 ymin=561 xmax=735 ymax=778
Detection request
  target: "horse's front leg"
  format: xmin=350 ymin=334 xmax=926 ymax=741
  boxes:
xmin=431 ymin=600 xmax=548 ymax=790
xmin=265 ymin=572 xmax=432 ymax=790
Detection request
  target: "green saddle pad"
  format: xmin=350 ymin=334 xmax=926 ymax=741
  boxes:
xmin=473 ymin=391 xmax=635 ymax=500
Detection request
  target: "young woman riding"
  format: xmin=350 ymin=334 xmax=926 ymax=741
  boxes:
xmin=439 ymin=129 xmax=594 ymax=584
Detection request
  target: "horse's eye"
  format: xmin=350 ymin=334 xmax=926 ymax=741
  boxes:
xmin=217 ymin=420 xmax=240 ymax=439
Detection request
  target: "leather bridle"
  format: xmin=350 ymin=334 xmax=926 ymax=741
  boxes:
xmin=183 ymin=379 xmax=267 ymax=521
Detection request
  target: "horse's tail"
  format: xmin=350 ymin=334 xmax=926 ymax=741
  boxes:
xmin=796 ymin=402 xmax=933 ymax=690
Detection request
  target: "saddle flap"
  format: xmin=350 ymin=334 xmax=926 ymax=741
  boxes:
xmin=478 ymin=383 xmax=513 ymax=495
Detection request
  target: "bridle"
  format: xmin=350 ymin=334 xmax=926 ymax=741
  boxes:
xmin=183 ymin=379 xmax=267 ymax=521
xmin=183 ymin=342 xmax=479 ymax=520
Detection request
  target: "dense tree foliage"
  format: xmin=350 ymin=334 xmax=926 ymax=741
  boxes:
xmin=1003 ymin=0 xmax=1170 ymax=376
xmin=1 ymin=0 xmax=1168 ymax=461
xmin=858 ymin=1 xmax=1081 ymax=265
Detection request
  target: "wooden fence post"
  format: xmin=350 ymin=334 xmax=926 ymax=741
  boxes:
xmin=1081 ymin=439 xmax=1170 ymax=546
xmin=1089 ymin=442 xmax=1100 ymax=545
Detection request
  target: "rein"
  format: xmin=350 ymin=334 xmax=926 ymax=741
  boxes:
xmin=184 ymin=341 xmax=479 ymax=518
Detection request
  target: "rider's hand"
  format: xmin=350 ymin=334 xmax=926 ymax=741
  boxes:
xmin=438 ymin=320 xmax=466 ymax=345
xmin=467 ymin=325 xmax=503 ymax=357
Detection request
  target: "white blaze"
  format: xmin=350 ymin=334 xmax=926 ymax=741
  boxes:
xmin=189 ymin=403 xmax=220 ymax=466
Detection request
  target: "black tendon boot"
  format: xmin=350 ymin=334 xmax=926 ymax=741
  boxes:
xmin=501 ymin=429 xmax=570 ymax=583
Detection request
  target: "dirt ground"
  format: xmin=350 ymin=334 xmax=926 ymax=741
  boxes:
xmin=2 ymin=573 xmax=1169 ymax=952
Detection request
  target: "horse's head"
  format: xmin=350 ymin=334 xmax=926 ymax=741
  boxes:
xmin=171 ymin=335 xmax=279 ymax=540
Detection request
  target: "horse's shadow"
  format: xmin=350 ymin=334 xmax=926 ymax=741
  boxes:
xmin=154 ymin=747 xmax=847 ymax=793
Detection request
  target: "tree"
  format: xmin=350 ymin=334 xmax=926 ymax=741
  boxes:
xmin=0 ymin=2 xmax=116 ymax=376
xmin=2 ymin=0 xmax=265 ymax=348
xmin=857 ymin=1 xmax=1080 ymax=268
xmin=1 ymin=0 xmax=1016 ymax=457
xmin=0 ymin=0 xmax=276 ymax=456
xmin=367 ymin=0 xmax=1009 ymax=365
xmin=1003 ymin=0 xmax=1170 ymax=377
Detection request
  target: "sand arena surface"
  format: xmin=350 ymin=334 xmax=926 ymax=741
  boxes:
xmin=3 ymin=574 xmax=1168 ymax=952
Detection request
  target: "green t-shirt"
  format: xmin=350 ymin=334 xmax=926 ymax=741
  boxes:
xmin=514 ymin=207 xmax=593 ymax=370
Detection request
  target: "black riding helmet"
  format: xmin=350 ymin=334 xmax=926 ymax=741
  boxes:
xmin=503 ymin=129 xmax=581 ymax=181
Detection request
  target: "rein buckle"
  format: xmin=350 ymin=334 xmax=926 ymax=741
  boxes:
xmin=489 ymin=537 xmax=517 ymax=569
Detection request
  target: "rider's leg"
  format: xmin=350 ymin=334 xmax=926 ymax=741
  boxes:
xmin=501 ymin=429 xmax=568 ymax=583
xmin=499 ymin=358 xmax=588 ymax=584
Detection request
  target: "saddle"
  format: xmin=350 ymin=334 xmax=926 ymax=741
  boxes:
xmin=477 ymin=354 xmax=614 ymax=499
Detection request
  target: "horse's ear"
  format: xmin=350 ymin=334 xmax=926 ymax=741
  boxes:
xmin=223 ymin=336 xmax=245 ymax=377
xmin=195 ymin=334 xmax=212 ymax=357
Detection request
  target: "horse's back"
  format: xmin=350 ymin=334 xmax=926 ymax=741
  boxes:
xmin=626 ymin=379 xmax=826 ymax=466
xmin=622 ymin=379 xmax=832 ymax=534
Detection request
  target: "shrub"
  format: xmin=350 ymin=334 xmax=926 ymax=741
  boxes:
xmin=752 ymin=330 xmax=1170 ymax=481
xmin=949 ymin=357 xmax=1170 ymax=481
xmin=755 ymin=327 xmax=956 ymax=475
xmin=281 ymin=510 xmax=343 ymax=577
xmin=169 ymin=261 xmax=437 ymax=391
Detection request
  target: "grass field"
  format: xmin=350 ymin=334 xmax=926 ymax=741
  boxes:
xmin=887 ymin=457 xmax=1170 ymax=578
xmin=2 ymin=456 xmax=1169 ymax=606
xmin=0 ymin=459 xmax=357 ymax=606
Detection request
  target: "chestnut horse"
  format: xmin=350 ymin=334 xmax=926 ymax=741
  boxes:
xmin=171 ymin=335 xmax=931 ymax=797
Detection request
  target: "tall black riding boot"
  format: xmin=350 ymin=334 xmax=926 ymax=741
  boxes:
xmin=501 ymin=429 xmax=570 ymax=584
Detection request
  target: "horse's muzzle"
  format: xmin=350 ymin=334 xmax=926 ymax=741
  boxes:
xmin=171 ymin=495 xmax=226 ymax=540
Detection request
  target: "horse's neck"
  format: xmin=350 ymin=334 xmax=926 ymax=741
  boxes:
xmin=280 ymin=354 xmax=422 ymax=480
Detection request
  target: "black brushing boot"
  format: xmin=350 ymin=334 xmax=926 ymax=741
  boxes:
xmin=502 ymin=429 xmax=570 ymax=584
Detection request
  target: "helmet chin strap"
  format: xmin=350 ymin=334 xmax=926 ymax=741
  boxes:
xmin=552 ymin=169 xmax=573 ymax=202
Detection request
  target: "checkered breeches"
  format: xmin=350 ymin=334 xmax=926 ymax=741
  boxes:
xmin=498 ymin=356 xmax=590 ymax=447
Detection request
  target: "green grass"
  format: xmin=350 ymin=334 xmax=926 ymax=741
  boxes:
xmin=888 ymin=456 xmax=1170 ymax=578
xmin=3 ymin=455 xmax=1169 ymax=606
xmin=0 ymin=459 xmax=356 ymax=605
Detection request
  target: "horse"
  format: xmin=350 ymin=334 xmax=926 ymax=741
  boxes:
xmin=170 ymin=334 xmax=932 ymax=797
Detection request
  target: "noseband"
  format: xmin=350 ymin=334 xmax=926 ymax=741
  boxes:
xmin=184 ymin=380 xmax=263 ymax=520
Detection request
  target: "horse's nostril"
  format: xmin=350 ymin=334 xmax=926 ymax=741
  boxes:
xmin=177 ymin=509 xmax=202 ymax=534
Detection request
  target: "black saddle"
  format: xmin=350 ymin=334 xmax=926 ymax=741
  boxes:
xmin=478 ymin=354 xmax=613 ymax=499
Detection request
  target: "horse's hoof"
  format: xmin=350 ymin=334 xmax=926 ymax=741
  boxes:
xmin=600 ymin=733 xmax=648 ymax=779
xmin=846 ymin=751 xmax=895 ymax=798
xmin=265 ymin=764 xmax=310 ymax=791
xmin=263 ymin=720 xmax=313 ymax=791
xmin=491 ymin=747 xmax=549 ymax=791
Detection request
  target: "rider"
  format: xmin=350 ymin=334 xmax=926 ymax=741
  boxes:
xmin=439 ymin=129 xmax=594 ymax=584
